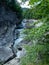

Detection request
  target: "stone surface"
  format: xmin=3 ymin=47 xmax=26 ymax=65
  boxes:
xmin=0 ymin=5 xmax=20 ymax=62
xmin=0 ymin=5 xmax=19 ymax=47
xmin=4 ymin=48 xmax=26 ymax=65
xmin=16 ymin=48 xmax=26 ymax=58
xmin=22 ymin=19 xmax=37 ymax=28
xmin=0 ymin=25 xmax=16 ymax=47
xmin=0 ymin=46 xmax=13 ymax=62
xmin=4 ymin=57 xmax=20 ymax=65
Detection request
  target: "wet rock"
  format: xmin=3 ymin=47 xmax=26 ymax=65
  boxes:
xmin=13 ymin=29 xmax=24 ymax=51
xmin=16 ymin=48 xmax=26 ymax=58
xmin=22 ymin=19 xmax=37 ymax=28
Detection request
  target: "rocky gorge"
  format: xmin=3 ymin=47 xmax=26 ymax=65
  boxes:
xmin=0 ymin=0 xmax=48 ymax=65
xmin=0 ymin=4 xmax=22 ymax=63
xmin=0 ymin=2 xmax=38 ymax=65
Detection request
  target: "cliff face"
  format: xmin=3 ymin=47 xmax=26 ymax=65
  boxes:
xmin=0 ymin=5 xmax=20 ymax=62
xmin=0 ymin=5 xmax=20 ymax=46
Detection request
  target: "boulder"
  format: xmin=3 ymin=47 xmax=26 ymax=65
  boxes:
xmin=0 ymin=46 xmax=13 ymax=62
xmin=22 ymin=19 xmax=37 ymax=28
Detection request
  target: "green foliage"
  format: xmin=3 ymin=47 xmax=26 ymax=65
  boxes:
xmin=21 ymin=44 xmax=49 ymax=65
xmin=24 ymin=0 xmax=49 ymax=19
xmin=29 ymin=0 xmax=41 ymax=5
xmin=21 ymin=1 xmax=49 ymax=63
xmin=21 ymin=18 xmax=49 ymax=65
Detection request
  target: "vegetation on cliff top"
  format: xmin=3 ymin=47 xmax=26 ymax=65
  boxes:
xmin=24 ymin=0 xmax=49 ymax=19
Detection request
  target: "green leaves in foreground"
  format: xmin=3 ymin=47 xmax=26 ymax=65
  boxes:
xmin=21 ymin=44 xmax=49 ymax=65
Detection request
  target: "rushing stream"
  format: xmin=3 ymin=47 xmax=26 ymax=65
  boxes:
xmin=13 ymin=20 xmax=26 ymax=58
xmin=13 ymin=19 xmax=37 ymax=60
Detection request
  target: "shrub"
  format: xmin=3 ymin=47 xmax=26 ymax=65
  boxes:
xmin=23 ymin=0 xmax=49 ymax=19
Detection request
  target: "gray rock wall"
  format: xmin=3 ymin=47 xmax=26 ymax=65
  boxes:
xmin=0 ymin=5 xmax=19 ymax=62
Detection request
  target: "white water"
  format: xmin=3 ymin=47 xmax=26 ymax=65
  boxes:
xmin=17 ymin=0 xmax=31 ymax=9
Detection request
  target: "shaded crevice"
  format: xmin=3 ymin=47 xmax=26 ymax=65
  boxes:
xmin=17 ymin=47 xmax=22 ymax=51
